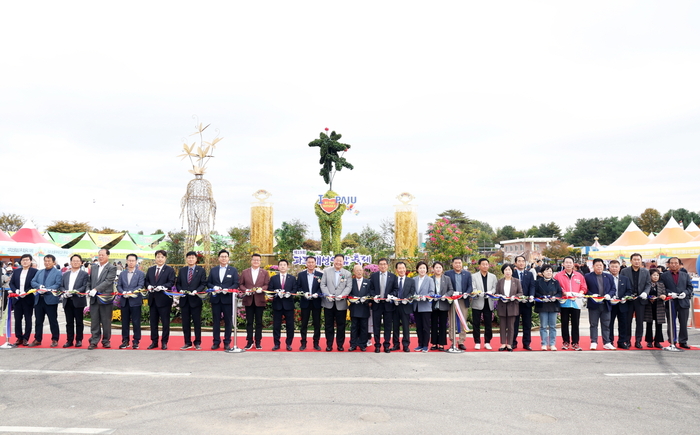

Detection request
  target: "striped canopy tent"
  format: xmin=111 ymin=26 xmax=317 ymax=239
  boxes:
xmin=685 ymin=221 xmax=700 ymax=238
xmin=70 ymin=233 xmax=101 ymax=258
xmin=88 ymin=232 xmax=124 ymax=249
xmin=130 ymin=233 xmax=166 ymax=249
xmin=3 ymin=221 xmax=71 ymax=263
xmin=47 ymin=231 xmax=86 ymax=248
xmin=109 ymin=233 xmax=155 ymax=259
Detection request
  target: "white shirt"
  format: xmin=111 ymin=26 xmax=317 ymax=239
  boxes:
xmin=504 ymin=279 xmax=512 ymax=297
xmin=19 ymin=269 xmax=29 ymax=290
xmin=97 ymin=262 xmax=108 ymax=279
xmin=68 ymin=269 xmax=81 ymax=291
xmin=417 ymin=276 xmax=425 ymax=292
xmin=434 ymin=276 xmax=441 ymax=293
xmin=219 ymin=266 xmax=226 ymax=283
xmin=307 ymin=270 xmax=314 ymax=289
xmin=251 ymin=267 xmax=260 ymax=285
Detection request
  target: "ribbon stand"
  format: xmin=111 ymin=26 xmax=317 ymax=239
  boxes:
xmin=0 ymin=289 xmax=16 ymax=349
xmin=445 ymin=300 xmax=463 ymax=354
xmin=227 ymin=291 xmax=245 ymax=353
xmin=663 ymin=298 xmax=682 ymax=352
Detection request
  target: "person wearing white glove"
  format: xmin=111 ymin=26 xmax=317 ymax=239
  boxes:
xmin=553 ymin=257 xmax=587 ymax=351
xmin=643 ymin=268 xmax=668 ymax=348
xmin=471 ymin=258 xmax=496 ymax=351
xmin=584 ymin=259 xmax=616 ymax=350
xmin=368 ymin=259 xmax=401 ymax=353
xmin=176 ymin=252 xmax=208 ymax=350
xmin=116 ymin=254 xmax=146 ymax=349
xmin=346 ymin=264 xmax=371 ymax=351
xmin=494 ymin=264 xmax=523 ymax=351
xmin=412 ymin=261 xmax=434 ymax=352
xmin=144 ymin=250 xmax=176 ymax=350
xmin=269 ymin=260 xmax=295 ymax=351
xmin=296 ymin=256 xmax=323 ymax=351
xmin=620 ymin=254 xmax=652 ymax=349
xmin=206 ymin=249 xmax=240 ymax=351
xmin=659 ymin=258 xmax=693 ymax=348
xmin=534 ymin=264 xmax=562 ymax=351
xmin=8 ymin=254 xmax=36 ymax=346
xmin=238 ymin=253 xmax=270 ymax=350
xmin=27 ymin=256 xmax=62 ymax=347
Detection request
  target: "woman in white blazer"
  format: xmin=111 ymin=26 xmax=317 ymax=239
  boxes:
xmin=413 ymin=261 xmax=435 ymax=352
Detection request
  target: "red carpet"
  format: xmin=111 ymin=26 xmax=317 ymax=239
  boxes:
xmin=6 ymin=334 xmax=697 ymax=352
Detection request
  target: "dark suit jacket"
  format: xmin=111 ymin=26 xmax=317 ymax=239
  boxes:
xmin=349 ymin=278 xmax=371 ymax=318
xmin=612 ymin=274 xmax=633 ymax=312
xmin=584 ymin=272 xmax=616 ymax=311
xmin=295 ymin=269 xmax=323 ymax=310
xmin=660 ymin=270 xmax=694 ymax=309
xmin=395 ymin=275 xmax=416 ymax=315
xmin=89 ymin=262 xmax=118 ymax=306
xmin=445 ymin=269 xmax=473 ymax=307
xmin=270 ymin=274 xmax=297 ymax=311
xmin=9 ymin=267 xmax=37 ymax=307
xmin=369 ymin=271 xmax=398 ymax=312
xmin=239 ymin=268 xmax=270 ymax=307
xmin=144 ymin=265 xmax=176 ymax=308
xmin=432 ymin=275 xmax=454 ymax=311
xmin=620 ymin=266 xmax=651 ymax=304
xmin=176 ymin=266 xmax=207 ymax=308
xmin=207 ymin=265 xmax=240 ymax=305
xmin=117 ymin=269 xmax=146 ymax=308
xmin=494 ymin=278 xmax=523 ymax=317
xmin=59 ymin=269 xmax=90 ymax=308
xmin=513 ymin=268 xmax=535 ymax=306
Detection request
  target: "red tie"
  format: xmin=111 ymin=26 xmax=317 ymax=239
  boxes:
xmin=187 ymin=268 xmax=193 ymax=283
xmin=155 ymin=268 xmax=161 ymax=282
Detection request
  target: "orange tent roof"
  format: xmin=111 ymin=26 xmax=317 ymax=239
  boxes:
xmin=647 ymin=217 xmax=693 ymax=245
xmin=685 ymin=221 xmax=700 ymax=237
xmin=609 ymin=221 xmax=650 ymax=247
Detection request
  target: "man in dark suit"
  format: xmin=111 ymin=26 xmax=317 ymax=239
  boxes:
xmin=144 ymin=249 xmax=176 ymax=350
xmin=295 ymin=256 xmax=323 ymax=351
xmin=270 ymin=259 xmax=296 ymax=351
xmin=29 ymin=254 xmax=64 ymax=347
xmin=176 ymin=251 xmax=207 ymax=350
xmin=9 ymin=254 xmax=37 ymax=346
xmin=511 ymin=256 xmax=535 ymax=350
xmin=59 ymin=254 xmax=89 ymax=348
xmin=239 ymin=253 xmax=270 ymax=350
xmin=391 ymin=261 xmax=416 ymax=352
xmin=584 ymin=259 xmax=617 ymax=350
xmin=608 ymin=260 xmax=633 ymax=349
xmin=348 ymin=264 xmax=371 ymax=351
xmin=660 ymin=257 xmax=694 ymax=349
xmin=620 ymin=253 xmax=651 ymax=349
xmin=445 ymin=257 xmax=473 ymax=350
xmin=369 ymin=258 xmax=398 ymax=353
xmin=207 ymin=249 xmax=239 ymax=350
xmin=117 ymin=253 xmax=146 ymax=349
xmin=87 ymin=249 xmax=118 ymax=350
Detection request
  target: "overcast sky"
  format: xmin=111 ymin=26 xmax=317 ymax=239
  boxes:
xmin=2 ymin=1 xmax=699 ymax=242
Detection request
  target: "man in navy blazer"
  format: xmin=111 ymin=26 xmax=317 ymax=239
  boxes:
xmin=207 ymin=249 xmax=239 ymax=350
xmin=176 ymin=251 xmax=208 ymax=350
xmin=117 ymin=254 xmax=146 ymax=349
xmin=391 ymin=261 xmax=417 ymax=352
xmin=295 ymin=256 xmax=324 ymax=351
xmin=59 ymin=254 xmax=90 ymax=348
xmin=660 ymin=257 xmax=694 ymax=349
xmin=348 ymin=264 xmax=371 ymax=352
xmin=369 ymin=258 xmax=398 ymax=353
xmin=511 ymin=256 xmax=535 ymax=350
xmin=608 ymin=260 xmax=633 ymax=349
xmin=9 ymin=254 xmax=37 ymax=346
xmin=29 ymin=255 xmax=63 ymax=347
xmin=270 ymin=259 xmax=296 ymax=351
xmin=584 ymin=259 xmax=617 ymax=350
xmin=144 ymin=250 xmax=176 ymax=350
xmin=620 ymin=253 xmax=651 ymax=349
xmin=445 ymin=257 xmax=473 ymax=350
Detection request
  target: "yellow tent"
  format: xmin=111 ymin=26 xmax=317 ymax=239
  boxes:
xmin=609 ymin=221 xmax=649 ymax=247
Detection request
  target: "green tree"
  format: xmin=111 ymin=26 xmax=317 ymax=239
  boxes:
xmin=495 ymin=225 xmax=520 ymax=242
xmin=542 ymin=240 xmax=570 ymax=260
xmin=379 ymin=218 xmax=395 ymax=253
xmin=274 ymin=219 xmax=309 ymax=259
xmin=638 ymin=208 xmax=664 ymax=234
xmin=537 ymin=222 xmax=562 ymax=238
xmin=165 ymin=230 xmax=187 ymax=266
xmin=598 ymin=215 xmax=636 ymax=245
xmin=357 ymin=225 xmax=392 ymax=257
xmin=154 ymin=229 xmax=164 ymax=234
xmin=341 ymin=233 xmax=360 ymax=249
xmin=564 ymin=218 xmax=605 ymax=246
xmin=45 ymin=220 xmax=91 ymax=233
xmin=662 ymin=208 xmax=700 ymax=228
xmin=302 ymin=239 xmax=322 ymax=251
xmin=525 ymin=226 xmax=538 ymax=237
xmin=473 ymin=220 xmax=496 ymax=248
xmin=227 ymin=225 xmax=256 ymax=272
xmin=425 ymin=217 xmax=479 ymax=265
xmin=437 ymin=209 xmax=471 ymax=230
xmin=308 ymin=129 xmax=353 ymax=190
xmin=0 ymin=213 xmax=25 ymax=232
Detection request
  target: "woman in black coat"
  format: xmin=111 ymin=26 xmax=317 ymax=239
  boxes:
xmin=534 ymin=264 xmax=562 ymax=351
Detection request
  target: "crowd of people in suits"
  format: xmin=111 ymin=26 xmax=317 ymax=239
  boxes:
xmin=5 ymin=248 xmax=695 ymax=353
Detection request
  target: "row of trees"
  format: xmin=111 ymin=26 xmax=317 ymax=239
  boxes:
xmin=0 ymin=214 xmax=162 ymax=235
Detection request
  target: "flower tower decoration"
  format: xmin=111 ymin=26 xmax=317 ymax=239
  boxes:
xmin=395 ymin=192 xmax=418 ymax=258
xmin=177 ymin=119 xmax=221 ymax=265
xmin=309 ymin=128 xmax=353 ymax=255
xmin=250 ymin=189 xmax=273 ymax=254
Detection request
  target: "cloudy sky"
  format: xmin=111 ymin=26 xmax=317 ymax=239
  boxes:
xmin=2 ymin=1 xmax=699 ymax=242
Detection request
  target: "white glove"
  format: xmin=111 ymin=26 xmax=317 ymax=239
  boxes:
xmin=190 ymin=290 xmax=198 ymax=296
xmin=312 ymin=293 xmax=318 ymax=299
xmin=454 ymin=292 xmax=461 ymax=297
xmin=373 ymin=296 xmax=381 ymax=303
xmin=89 ymin=289 xmax=97 ymax=297
xmin=394 ymin=300 xmax=400 ymax=306
xmin=639 ymin=292 xmax=648 ymax=300
xmin=604 ymin=294 xmax=611 ymax=300
xmin=591 ymin=294 xmax=599 ymax=298
xmin=402 ymin=299 xmax=408 ymax=305
xmin=360 ymin=296 xmax=367 ymax=303
xmin=304 ymin=292 xmax=311 ymax=299
xmin=421 ymin=295 xmax=427 ymax=301
xmin=40 ymin=285 xmax=46 ymax=290
xmin=255 ymin=289 xmax=262 ymax=294
xmin=510 ymin=295 xmax=517 ymax=301
xmin=528 ymin=296 xmax=534 ymax=302
xmin=336 ymin=295 xmax=344 ymax=301
xmin=147 ymin=285 xmax=154 ymax=291
xmin=60 ymin=292 xmax=68 ymax=299
xmin=620 ymin=299 xmax=627 ymax=304
xmin=285 ymin=292 xmax=291 ymax=298
xmin=462 ymin=293 xmax=469 ymax=299
xmin=214 ymin=286 xmax=221 ymax=291
xmin=679 ymin=292 xmax=686 ymax=299
xmin=565 ymin=291 xmax=572 ymax=297
xmin=670 ymin=293 xmax=678 ymax=299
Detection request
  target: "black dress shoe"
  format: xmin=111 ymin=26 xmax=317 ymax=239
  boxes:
xmin=678 ymin=343 xmax=691 ymax=349
xmin=360 ymin=347 xmax=366 ymax=352
xmin=384 ymin=348 xmax=391 ymax=353
xmin=75 ymin=340 xmax=82 ymax=347
xmin=23 ymin=339 xmax=29 ymax=346
xmin=375 ymin=347 xmax=381 ymax=353
xmin=313 ymin=344 xmax=321 ymax=351
xmin=512 ymin=343 xmax=518 ymax=349
xmin=390 ymin=345 xmax=400 ymax=351
xmin=634 ymin=342 xmax=643 ymax=349
xmin=349 ymin=346 xmax=356 ymax=352
xmin=507 ymin=347 xmax=513 ymax=352
xmin=224 ymin=346 xmax=231 ymax=351
xmin=147 ymin=343 xmax=158 ymax=350
xmin=654 ymin=342 xmax=663 ymax=349
xmin=14 ymin=339 xmax=22 ymax=346
xmin=50 ymin=341 xmax=58 ymax=348
xmin=119 ymin=342 xmax=130 ymax=349
xmin=63 ymin=342 xmax=73 ymax=348
xmin=337 ymin=346 xmax=344 ymax=352
xmin=646 ymin=342 xmax=653 ymax=348
xmin=245 ymin=342 xmax=254 ymax=350
xmin=211 ymin=344 xmax=220 ymax=350
xmin=133 ymin=344 xmax=139 ymax=350
xmin=103 ymin=343 xmax=111 ymax=349
xmin=326 ymin=346 xmax=333 ymax=352
xmin=458 ymin=344 xmax=466 ymax=350
xmin=403 ymin=348 xmax=410 ymax=352
xmin=524 ymin=345 xmax=532 ymax=351
xmin=300 ymin=343 xmax=307 ymax=351
xmin=286 ymin=345 xmax=292 ymax=351
xmin=161 ymin=344 xmax=167 ymax=350
xmin=498 ymin=347 xmax=507 ymax=351
xmin=272 ymin=345 xmax=280 ymax=351
xmin=430 ymin=345 xmax=438 ymax=350
xmin=88 ymin=344 xmax=96 ymax=350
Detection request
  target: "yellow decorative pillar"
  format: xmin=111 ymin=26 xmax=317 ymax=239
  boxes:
xmin=251 ymin=190 xmax=274 ymax=255
xmin=395 ymin=192 xmax=418 ymax=258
